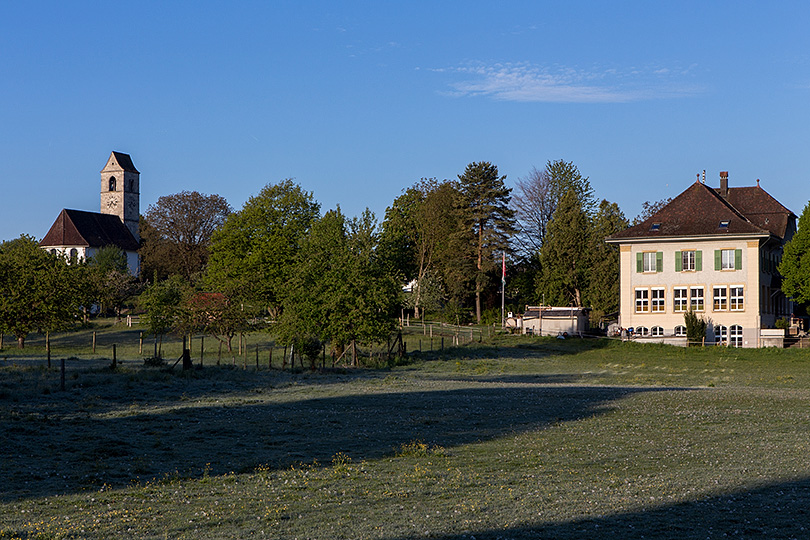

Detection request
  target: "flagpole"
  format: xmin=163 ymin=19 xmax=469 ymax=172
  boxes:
xmin=501 ymin=252 xmax=506 ymax=329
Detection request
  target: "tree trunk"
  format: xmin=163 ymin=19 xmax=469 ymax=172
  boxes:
xmin=17 ymin=334 xmax=25 ymax=349
xmin=476 ymin=219 xmax=484 ymax=324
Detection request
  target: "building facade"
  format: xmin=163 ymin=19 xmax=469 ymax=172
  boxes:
xmin=606 ymin=173 xmax=796 ymax=347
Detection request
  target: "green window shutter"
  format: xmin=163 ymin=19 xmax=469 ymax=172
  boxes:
xmin=696 ymin=250 xmax=702 ymax=271
xmin=714 ymin=250 xmax=721 ymax=271
xmin=656 ymin=251 xmax=663 ymax=272
xmin=636 ymin=252 xmax=642 ymax=273
xmin=675 ymin=251 xmax=682 ymax=272
xmin=735 ymin=248 xmax=742 ymax=270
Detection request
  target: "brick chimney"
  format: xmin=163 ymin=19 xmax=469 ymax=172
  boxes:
xmin=720 ymin=171 xmax=729 ymax=198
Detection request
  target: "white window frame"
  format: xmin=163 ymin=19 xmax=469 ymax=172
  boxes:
xmin=721 ymin=249 xmax=736 ymax=270
xmin=681 ymin=250 xmax=695 ymax=271
xmin=635 ymin=326 xmax=649 ymax=336
xmin=690 ymin=286 xmax=704 ymax=312
xmin=651 ymin=326 xmax=664 ymax=337
xmin=635 ymin=288 xmax=649 ymax=313
xmin=674 ymin=325 xmax=686 ymax=337
xmin=642 ymin=252 xmax=657 ymax=273
xmin=674 ymin=287 xmax=688 ymax=312
xmin=730 ymin=286 xmax=744 ymax=311
xmin=651 ymin=287 xmax=666 ymax=313
xmin=715 ymin=325 xmax=728 ymax=345
xmin=713 ymin=286 xmax=728 ymax=311
xmin=730 ymin=325 xmax=743 ymax=348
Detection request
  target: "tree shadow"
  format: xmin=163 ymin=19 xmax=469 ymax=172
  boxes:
xmin=1 ymin=381 xmax=656 ymax=502
xmin=382 ymin=477 xmax=810 ymax=539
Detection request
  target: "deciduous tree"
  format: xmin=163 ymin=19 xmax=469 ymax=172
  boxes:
xmin=141 ymin=191 xmax=231 ymax=281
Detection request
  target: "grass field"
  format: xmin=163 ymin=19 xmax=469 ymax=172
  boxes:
xmin=2 ymin=330 xmax=810 ymax=539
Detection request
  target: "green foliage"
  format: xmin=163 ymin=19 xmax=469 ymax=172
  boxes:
xmin=587 ymin=200 xmax=629 ymax=317
xmin=538 ymin=189 xmax=591 ymax=307
xmin=87 ymin=246 xmax=141 ymax=318
xmin=139 ymin=276 xmax=189 ymax=355
xmin=775 ymin=317 xmax=790 ymax=330
xmin=457 ymin=162 xmax=516 ymax=323
xmin=0 ymin=235 xmax=85 ymax=347
xmin=206 ymin=180 xmax=320 ymax=312
xmin=279 ymin=208 xmax=399 ymax=363
xmin=684 ymin=309 xmax=708 ymax=346
xmin=779 ymin=202 xmax=810 ymax=306
xmin=545 ymin=159 xmax=596 ymax=216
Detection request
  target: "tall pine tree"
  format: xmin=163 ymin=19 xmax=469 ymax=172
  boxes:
xmin=457 ymin=162 xmax=516 ymax=323
xmin=779 ymin=202 xmax=810 ymax=306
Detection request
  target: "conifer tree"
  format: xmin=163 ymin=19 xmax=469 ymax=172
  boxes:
xmin=779 ymin=202 xmax=810 ymax=306
xmin=457 ymin=162 xmax=516 ymax=323
xmin=588 ymin=200 xmax=629 ymax=321
xmin=537 ymin=189 xmax=590 ymax=307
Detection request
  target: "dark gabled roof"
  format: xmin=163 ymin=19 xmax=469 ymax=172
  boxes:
xmin=40 ymin=209 xmax=140 ymax=251
xmin=104 ymin=151 xmax=139 ymax=173
xmin=608 ymin=181 xmax=778 ymax=241
xmin=719 ymin=186 xmax=796 ymax=238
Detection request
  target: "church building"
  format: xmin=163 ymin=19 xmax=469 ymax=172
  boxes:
xmin=40 ymin=152 xmax=141 ymax=275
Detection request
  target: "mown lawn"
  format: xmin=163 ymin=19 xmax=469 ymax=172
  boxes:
xmin=2 ymin=334 xmax=810 ymax=539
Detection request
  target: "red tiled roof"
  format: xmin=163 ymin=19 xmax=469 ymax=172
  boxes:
xmin=608 ymin=181 xmax=793 ymax=241
xmin=40 ymin=209 xmax=140 ymax=251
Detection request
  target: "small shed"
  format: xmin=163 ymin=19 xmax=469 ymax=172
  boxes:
xmin=520 ymin=306 xmax=590 ymax=337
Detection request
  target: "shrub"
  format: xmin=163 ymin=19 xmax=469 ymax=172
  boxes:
xmin=684 ymin=309 xmax=707 ymax=346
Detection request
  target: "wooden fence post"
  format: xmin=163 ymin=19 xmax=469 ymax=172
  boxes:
xmin=255 ymin=344 xmax=259 ymax=370
xmin=60 ymin=358 xmax=66 ymax=391
xmin=92 ymin=331 xmax=96 ymax=354
xmin=46 ymin=331 xmax=51 ymax=369
xmin=269 ymin=347 xmax=273 ymax=369
xmin=112 ymin=344 xmax=117 ymax=369
xmin=139 ymin=332 xmax=143 ymax=355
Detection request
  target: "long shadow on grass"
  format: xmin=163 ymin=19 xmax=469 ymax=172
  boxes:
xmin=382 ymin=477 xmax=810 ymax=540
xmin=1 ymin=381 xmax=665 ymax=502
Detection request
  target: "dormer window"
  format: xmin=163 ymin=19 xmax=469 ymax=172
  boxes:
xmin=109 ymin=176 xmax=117 ymax=191
xmin=650 ymin=223 xmax=661 ymax=231
xmin=719 ymin=220 xmax=729 ymax=229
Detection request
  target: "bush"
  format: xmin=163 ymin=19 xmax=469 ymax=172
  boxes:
xmin=684 ymin=309 xmax=707 ymax=346
xmin=775 ymin=317 xmax=790 ymax=330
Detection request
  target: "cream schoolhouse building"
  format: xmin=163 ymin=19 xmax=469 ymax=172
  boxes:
xmin=606 ymin=172 xmax=796 ymax=347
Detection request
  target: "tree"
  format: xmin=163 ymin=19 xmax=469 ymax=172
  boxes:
xmin=139 ymin=275 xmax=188 ymax=358
xmin=205 ymin=180 xmax=320 ymax=315
xmin=537 ymin=189 xmax=590 ymax=307
xmin=0 ymin=236 xmax=84 ymax=348
xmin=512 ymin=160 xmax=596 ymax=259
xmin=87 ymin=246 xmax=141 ymax=320
xmin=141 ymin=191 xmax=232 ymax=281
xmin=779 ymin=202 xmax=810 ymax=306
xmin=279 ymin=208 xmax=399 ymax=365
xmin=587 ymin=200 xmax=629 ymax=322
xmin=633 ymin=198 xmax=672 ymax=225
xmin=457 ymin=162 xmax=516 ymax=323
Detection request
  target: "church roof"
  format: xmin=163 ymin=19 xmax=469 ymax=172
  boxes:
xmin=40 ymin=209 xmax=140 ymax=251
xmin=607 ymin=180 xmax=795 ymax=242
xmin=104 ymin=151 xmax=139 ymax=173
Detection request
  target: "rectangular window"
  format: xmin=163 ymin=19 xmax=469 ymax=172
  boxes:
xmin=635 ymin=289 xmax=649 ymax=313
xmin=674 ymin=287 xmax=688 ymax=312
xmin=681 ymin=251 xmax=696 ymax=271
xmin=730 ymin=286 xmax=744 ymax=311
xmin=721 ymin=249 xmax=735 ymax=270
xmin=643 ymin=252 xmax=657 ymax=272
xmin=713 ymin=286 xmax=728 ymax=311
xmin=690 ymin=287 xmax=704 ymax=311
xmin=651 ymin=288 xmax=665 ymax=312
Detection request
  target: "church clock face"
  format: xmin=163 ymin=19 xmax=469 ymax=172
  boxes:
xmin=106 ymin=198 xmax=118 ymax=210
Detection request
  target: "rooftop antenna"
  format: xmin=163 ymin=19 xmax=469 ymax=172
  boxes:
xmin=702 ymin=170 xmax=706 ymax=184
xmin=757 ymin=178 xmax=761 ymax=188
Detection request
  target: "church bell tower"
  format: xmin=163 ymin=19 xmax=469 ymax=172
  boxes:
xmin=100 ymin=151 xmax=140 ymax=241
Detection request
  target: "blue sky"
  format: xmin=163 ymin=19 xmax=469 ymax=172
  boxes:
xmin=2 ymin=1 xmax=809 ymax=242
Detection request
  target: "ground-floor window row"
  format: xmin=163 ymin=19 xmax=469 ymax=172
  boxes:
xmin=635 ymin=285 xmax=745 ymax=314
xmin=628 ymin=324 xmax=743 ymax=347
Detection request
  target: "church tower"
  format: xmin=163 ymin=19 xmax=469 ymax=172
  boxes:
xmin=100 ymin=151 xmax=140 ymax=241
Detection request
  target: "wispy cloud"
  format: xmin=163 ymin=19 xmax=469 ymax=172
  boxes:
xmin=437 ymin=62 xmax=701 ymax=103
